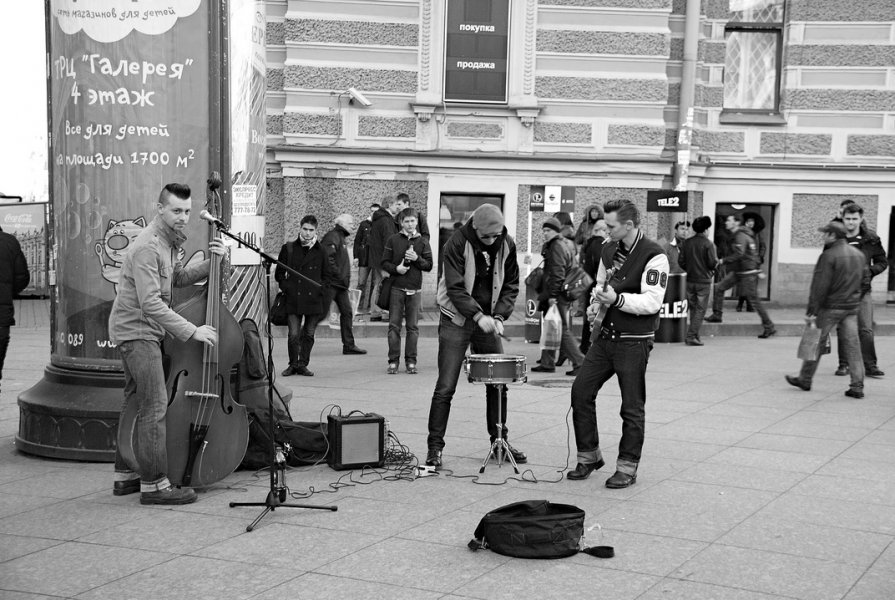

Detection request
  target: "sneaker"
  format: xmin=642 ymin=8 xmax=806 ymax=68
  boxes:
xmin=113 ymin=478 xmax=140 ymax=496
xmin=834 ymin=365 xmax=849 ymax=376
xmin=425 ymin=449 xmax=443 ymax=469
xmin=406 ymin=363 xmax=418 ymax=375
xmin=140 ymin=486 xmax=197 ymax=505
xmin=705 ymin=315 xmax=722 ymax=323
xmin=866 ymin=366 xmax=885 ymax=378
xmin=387 ymin=363 xmax=399 ymax=375
xmin=845 ymin=389 xmax=865 ymax=399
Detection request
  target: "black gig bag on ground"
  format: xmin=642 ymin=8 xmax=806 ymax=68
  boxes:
xmin=468 ymin=500 xmax=585 ymax=559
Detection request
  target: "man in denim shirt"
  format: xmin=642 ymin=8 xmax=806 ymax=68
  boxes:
xmin=109 ymin=183 xmax=225 ymax=505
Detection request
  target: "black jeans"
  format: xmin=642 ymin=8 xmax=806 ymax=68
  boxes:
xmin=712 ymin=272 xmax=773 ymax=329
xmin=686 ymin=281 xmax=711 ymax=341
xmin=325 ymin=286 xmax=356 ymax=349
xmin=427 ymin=315 xmax=508 ymax=450
xmin=286 ymin=313 xmax=323 ymax=368
xmin=571 ymin=335 xmax=652 ymax=474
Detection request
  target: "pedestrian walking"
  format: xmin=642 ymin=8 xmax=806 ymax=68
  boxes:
xmin=786 ymin=221 xmax=868 ymax=398
xmin=0 ymin=224 xmax=30 ymax=393
xmin=705 ymin=213 xmax=776 ymax=338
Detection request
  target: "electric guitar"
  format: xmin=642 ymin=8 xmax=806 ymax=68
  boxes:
xmin=590 ymin=267 xmax=616 ymax=329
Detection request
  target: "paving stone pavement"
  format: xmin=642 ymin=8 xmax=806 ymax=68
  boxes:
xmin=1 ymin=319 xmax=894 ymax=600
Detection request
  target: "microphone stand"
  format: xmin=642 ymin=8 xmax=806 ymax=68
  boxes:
xmin=210 ymin=220 xmax=337 ymax=531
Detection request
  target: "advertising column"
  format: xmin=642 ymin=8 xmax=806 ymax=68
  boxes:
xmin=18 ymin=0 xmax=213 ymax=460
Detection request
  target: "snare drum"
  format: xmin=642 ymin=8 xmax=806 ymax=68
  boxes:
xmin=465 ymin=354 xmax=527 ymax=384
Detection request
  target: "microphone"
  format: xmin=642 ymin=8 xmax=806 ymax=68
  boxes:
xmin=199 ymin=210 xmax=227 ymax=229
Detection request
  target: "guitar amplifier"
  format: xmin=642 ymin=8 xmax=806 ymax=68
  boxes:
xmin=326 ymin=413 xmax=385 ymax=470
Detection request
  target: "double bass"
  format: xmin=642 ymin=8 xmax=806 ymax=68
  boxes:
xmin=117 ymin=174 xmax=249 ymax=487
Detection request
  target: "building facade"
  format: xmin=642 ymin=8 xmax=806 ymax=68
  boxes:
xmin=262 ymin=0 xmax=895 ymax=306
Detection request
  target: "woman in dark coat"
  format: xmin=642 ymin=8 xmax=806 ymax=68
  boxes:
xmin=275 ymin=215 xmax=331 ymax=377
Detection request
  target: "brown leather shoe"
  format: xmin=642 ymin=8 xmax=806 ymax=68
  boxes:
xmin=566 ymin=459 xmax=605 ymax=480
xmin=605 ymin=471 xmax=637 ymax=488
xmin=113 ymin=479 xmax=140 ymax=496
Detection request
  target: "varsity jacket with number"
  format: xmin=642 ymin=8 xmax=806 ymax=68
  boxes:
xmin=592 ymin=230 xmax=669 ymax=339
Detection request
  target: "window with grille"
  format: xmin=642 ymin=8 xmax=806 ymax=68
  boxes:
xmin=723 ymin=0 xmax=784 ymax=114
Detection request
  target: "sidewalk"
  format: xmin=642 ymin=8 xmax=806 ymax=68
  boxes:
xmin=13 ymin=297 xmax=895 ymax=339
xmin=1 ymin=322 xmax=894 ymax=599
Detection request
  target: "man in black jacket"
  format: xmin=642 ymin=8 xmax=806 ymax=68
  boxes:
xmin=835 ymin=203 xmax=888 ymax=378
xmin=367 ymin=197 xmax=400 ymax=321
xmin=354 ymin=203 xmax=379 ymax=314
xmin=787 ymin=221 xmax=868 ymax=398
xmin=0 ymin=225 xmax=30 ymax=390
xmin=425 ymin=204 xmax=522 ymax=469
xmin=568 ymin=200 xmax=669 ymax=489
xmin=321 ymin=214 xmax=366 ymax=355
xmin=275 ymin=215 xmax=332 ymax=377
xmin=678 ymin=216 xmax=718 ymax=346
xmin=705 ymin=214 xmax=776 ymax=338
xmin=531 ymin=217 xmax=585 ymax=375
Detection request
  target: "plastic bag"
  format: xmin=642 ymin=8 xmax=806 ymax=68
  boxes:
xmin=539 ymin=305 xmax=562 ymax=351
xmin=328 ymin=288 xmax=363 ymax=329
xmin=797 ymin=317 xmax=821 ymax=361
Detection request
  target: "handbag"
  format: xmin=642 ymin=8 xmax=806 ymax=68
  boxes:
xmin=562 ymin=265 xmax=594 ymax=301
xmin=270 ymin=292 xmax=288 ymax=327
xmin=539 ymin=304 xmax=562 ymax=351
xmin=797 ymin=316 xmax=821 ymax=361
xmin=376 ymin=276 xmax=393 ymax=311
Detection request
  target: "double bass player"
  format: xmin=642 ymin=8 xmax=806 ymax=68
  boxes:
xmin=109 ymin=183 xmax=226 ymax=505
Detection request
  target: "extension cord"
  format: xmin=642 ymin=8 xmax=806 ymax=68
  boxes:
xmin=416 ymin=465 xmax=436 ymax=477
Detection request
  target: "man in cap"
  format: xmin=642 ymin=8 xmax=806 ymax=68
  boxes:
xmin=786 ymin=221 xmax=868 ymax=398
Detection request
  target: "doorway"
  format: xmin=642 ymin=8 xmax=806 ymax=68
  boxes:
xmin=714 ymin=203 xmax=775 ymax=301
xmin=437 ymin=193 xmax=503 ymax=277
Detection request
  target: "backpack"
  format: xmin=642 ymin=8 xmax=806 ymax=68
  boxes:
xmin=235 ymin=319 xmax=329 ymax=469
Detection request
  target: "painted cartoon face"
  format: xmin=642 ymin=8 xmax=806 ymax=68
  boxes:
xmin=101 ymin=217 xmax=146 ymax=263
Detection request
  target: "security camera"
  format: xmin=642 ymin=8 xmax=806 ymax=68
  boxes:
xmin=346 ymin=87 xmax=372 ymax=107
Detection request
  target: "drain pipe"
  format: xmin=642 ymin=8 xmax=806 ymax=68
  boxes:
xmin=673 ymin=0 xmax=701 ymax=192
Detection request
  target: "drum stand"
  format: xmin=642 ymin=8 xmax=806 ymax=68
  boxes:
xmin=480 ymin=383 xmax=519 ymax=474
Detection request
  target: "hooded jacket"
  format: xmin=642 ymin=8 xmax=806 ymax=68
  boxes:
xmin=436 ymin=220 xmax=519 ymax=326
xmin=321 ymin=224 xmax=352 ymax=289
xmin=575 ymin=204 xmax=603 ymax=246
xmin=538 ymin=234 xmax=576 ymax=311
xmin=367 ymin=207 xmax=398 ymax=271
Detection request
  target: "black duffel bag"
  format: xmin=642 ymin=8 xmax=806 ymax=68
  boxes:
xmin=468 ymin=500 xmax=585 ymax=559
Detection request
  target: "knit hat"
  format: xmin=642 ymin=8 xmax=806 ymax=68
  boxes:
xmin=692 ymin=216 xmax=712 ymax=234
xmin=543 ymin=217 xmax=562 ymax=233
xmin=818 ymin=220 xmax=847 ymax=239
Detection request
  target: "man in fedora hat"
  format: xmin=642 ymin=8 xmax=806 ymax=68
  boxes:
xmin=785 ymin=221 xmax=868 ymax=398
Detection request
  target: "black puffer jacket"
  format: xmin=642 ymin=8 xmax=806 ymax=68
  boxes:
xmin=321 ymin=225 xmax=351 ymax=290
xmin=0 ymin=228 xmax=30 ymax=327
